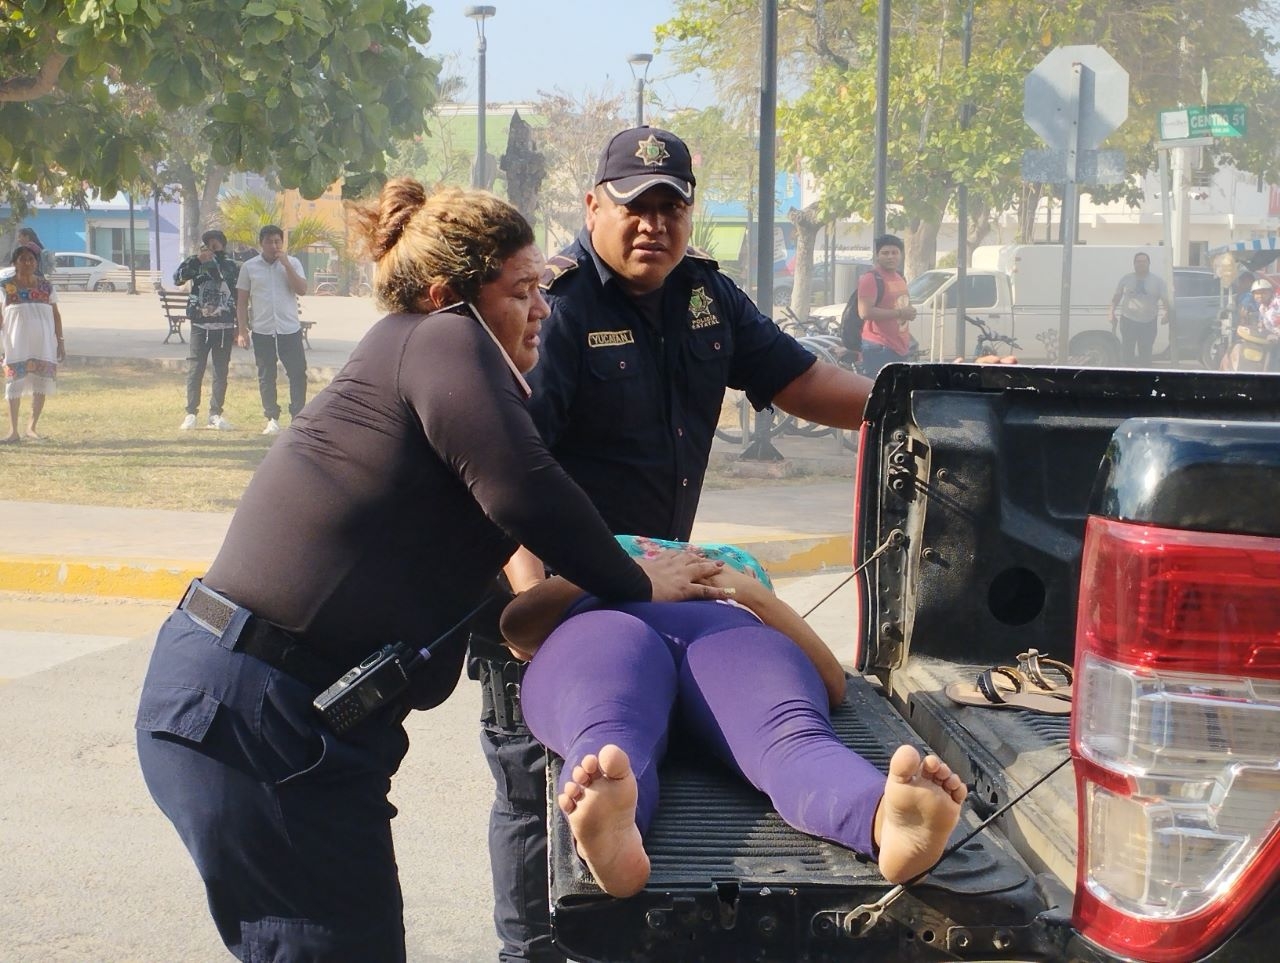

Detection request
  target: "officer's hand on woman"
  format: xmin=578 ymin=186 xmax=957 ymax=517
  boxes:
xmin=637 ymin=550 xmax=731 ymax=602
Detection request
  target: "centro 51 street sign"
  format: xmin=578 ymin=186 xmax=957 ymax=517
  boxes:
xmin=1159 ymin=104 xmax=1247 ymax=140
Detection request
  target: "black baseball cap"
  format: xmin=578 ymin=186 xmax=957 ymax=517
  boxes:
xmin=594 ymin=126 xmax=696 ymax=204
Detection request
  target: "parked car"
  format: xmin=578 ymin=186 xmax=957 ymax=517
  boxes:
xmin=52 ymin=252 xmax=129 ymax=291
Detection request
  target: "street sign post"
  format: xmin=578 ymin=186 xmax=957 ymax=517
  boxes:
xmin=1024 ymin=45 xmax=1130 ymax=361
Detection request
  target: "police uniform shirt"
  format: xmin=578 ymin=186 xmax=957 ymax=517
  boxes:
xmin=527 ymin=229 xmax=816 ymax=541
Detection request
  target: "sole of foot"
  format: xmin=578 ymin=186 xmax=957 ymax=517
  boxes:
xmin=558 ymin=744 xmax=650 ymax=898
xmin=875 ymin=745 xmax=968 ymax=885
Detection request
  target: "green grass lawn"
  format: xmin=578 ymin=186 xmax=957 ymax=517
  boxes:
xmin=0 ymin=360 xmax=847 ymax=511
xmin=0 ymin=361 xmax=288 ymax=512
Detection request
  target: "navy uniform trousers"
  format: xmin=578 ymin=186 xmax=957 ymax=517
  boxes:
xmin=136 ymin=607 xmax=411 ymax=962
xmin=470 ymin=618 xmax=564 ymax=963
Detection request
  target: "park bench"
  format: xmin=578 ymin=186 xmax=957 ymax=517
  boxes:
xmin=99 ymin=269 xmax=162 ymax=292
xmin=158 ymin=287 xmax=313 ymax=348
xmin=158 ymin=288 xmax=189 ymax=344
xmin=48 ymin=271 xmax=95 ymax=291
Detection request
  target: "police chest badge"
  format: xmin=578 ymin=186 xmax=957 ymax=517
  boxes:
xmin=688 ymin=286 xmax=718 ymax=330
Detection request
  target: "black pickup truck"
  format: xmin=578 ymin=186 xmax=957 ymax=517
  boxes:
xmin=544 ymin=363 xmax=1280 ymax=962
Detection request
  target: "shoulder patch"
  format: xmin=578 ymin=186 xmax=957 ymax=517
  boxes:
xmin=685 ymin=245 xmax=719 ymax=269
xmin=540 ymin=254 xmax=579 ymax=290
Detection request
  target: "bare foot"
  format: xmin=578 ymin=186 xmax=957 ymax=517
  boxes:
xmin=874 ymin=745 xmax=967 ymax=884
xmin=558 ymin=744 xmax=650 ymax=898
xmin=23 ymin=430 xmax=43 ymax=441
xmin=0 ymin=434 xmax=19 ymax=445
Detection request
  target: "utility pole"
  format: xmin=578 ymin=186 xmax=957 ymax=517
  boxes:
xmin=873 ymin=0 xmax=891 ymax=238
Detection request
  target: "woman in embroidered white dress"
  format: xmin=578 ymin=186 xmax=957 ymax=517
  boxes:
xmin=1 ymin=246 xmax=64 ymax=443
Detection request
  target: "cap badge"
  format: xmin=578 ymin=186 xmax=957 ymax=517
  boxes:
xmin=635 ymin=134 xmax=671 ymax=167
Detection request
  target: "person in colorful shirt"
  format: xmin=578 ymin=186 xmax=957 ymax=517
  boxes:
xmin=175 ymin=230 xmax=241 ymax=431
xmin=1 ymin=245 xmax=64 ymax=443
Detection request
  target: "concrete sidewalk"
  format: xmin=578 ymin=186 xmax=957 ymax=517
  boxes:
xmin=0 ymin=290 xmax=855 ymax=600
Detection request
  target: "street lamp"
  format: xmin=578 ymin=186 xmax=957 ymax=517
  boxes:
xmin=627 ymin=53 xmax=653 ymax=127
xmin=465 ymin=5 xmax=496 ymax=189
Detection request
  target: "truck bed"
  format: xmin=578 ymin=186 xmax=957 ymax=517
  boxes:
xmin=548 ymin=674 xmax=1057 ymax=962
xmin=547 ymin=364 xmax=1280 ymax=962
xmin=889 ymin=656 xmax=1076 ymax=886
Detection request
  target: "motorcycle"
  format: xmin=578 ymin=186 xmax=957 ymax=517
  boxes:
xmin=1219 ymin=319 xmax=1280 ymax=372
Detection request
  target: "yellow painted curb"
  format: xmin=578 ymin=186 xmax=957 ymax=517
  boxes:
xmin=737 ymin=535 xmax=853 ymax=576
xmin=0 ymin=535 xmax=851 ymax=602
xmin=0 ymin=555 xmax=205 ymax=601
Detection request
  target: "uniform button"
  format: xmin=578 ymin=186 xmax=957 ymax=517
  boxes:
xmin=619 ymin=361 xmax=627 ymax=370
xmin=713 ymin=341 xmax=721 ymax=350
xmin=677 ymin=428 xmax=684 ymax=437
xmin=682 ymin=478 xmax=689 ymax=487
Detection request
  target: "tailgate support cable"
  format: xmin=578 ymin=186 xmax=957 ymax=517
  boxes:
xmin=799 ymin=528 xmax=903 ymax=620
xmin=843 ymin=754 xmax=1073 ymax=936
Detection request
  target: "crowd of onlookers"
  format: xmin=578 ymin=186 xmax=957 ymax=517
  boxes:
xmin=0 ymin=222 xmax=314 ymax=442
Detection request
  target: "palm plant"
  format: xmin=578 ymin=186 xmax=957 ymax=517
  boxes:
xmin=215 ymin=192 xmax=338 ymax=251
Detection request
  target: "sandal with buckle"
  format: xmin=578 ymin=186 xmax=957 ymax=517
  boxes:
xmin=945 ymin=665 xmax=1072 ymax=715
xmin=1014 ymin=648 xmax=1073 ymax=699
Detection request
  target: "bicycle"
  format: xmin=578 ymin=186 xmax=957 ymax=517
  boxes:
xmin=965 ymin=314 xmax=1021 ymax=358
xmin=776 ymin=304 xmax=836 ymax=339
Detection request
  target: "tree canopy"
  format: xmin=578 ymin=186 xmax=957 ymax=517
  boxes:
xmin=0 ymin=0 xmax=441 ymax=208
xmin=660 ymin=0 xmax=1280 ymax=275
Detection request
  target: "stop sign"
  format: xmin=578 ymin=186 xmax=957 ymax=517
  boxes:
xmin=1024 ymin=45 xmax=1129 ymax=150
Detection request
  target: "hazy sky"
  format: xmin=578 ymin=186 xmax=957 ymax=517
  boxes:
xmin=422 ymin=1 xmax=717 ymax=110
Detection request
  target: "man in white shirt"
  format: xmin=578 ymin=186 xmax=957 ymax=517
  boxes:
xmin=236 ymin=224 xmax=309 ymax=435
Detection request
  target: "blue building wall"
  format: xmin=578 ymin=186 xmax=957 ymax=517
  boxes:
xmin=3 ymin=195 xmax=182 ymax=274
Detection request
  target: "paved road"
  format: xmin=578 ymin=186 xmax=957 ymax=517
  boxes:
xmin=0 ymin=571 xmax=859 ymax=962
xmin=0 ymin=289 xmax=864 ymax=959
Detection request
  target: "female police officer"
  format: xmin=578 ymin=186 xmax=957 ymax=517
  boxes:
xmin=135 ymin=180 xmax=724 ymax=962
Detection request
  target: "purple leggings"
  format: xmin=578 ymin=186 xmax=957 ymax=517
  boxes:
xmin=521 ymin=599 xmax=884 ymax=855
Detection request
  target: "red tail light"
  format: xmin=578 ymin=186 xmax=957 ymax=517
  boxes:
xmin=1072 ymin=516 xmax=1280 ymax=961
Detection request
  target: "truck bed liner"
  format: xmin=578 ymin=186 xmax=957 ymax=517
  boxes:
xmin=889 ymin=655 xmax=1077 ymax=887
xmin=549 ymin=675 xmax=1051 ymax=961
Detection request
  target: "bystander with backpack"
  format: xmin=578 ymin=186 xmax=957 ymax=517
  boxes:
xmin=845 ymin=234 xmax=915 ymax=377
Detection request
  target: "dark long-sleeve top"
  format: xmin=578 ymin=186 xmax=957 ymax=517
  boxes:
xmin=205 ymin=308 xmax=651 ymax=709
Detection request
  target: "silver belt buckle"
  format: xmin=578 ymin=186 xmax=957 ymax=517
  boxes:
xmin=182 ymin=581 xmax=238 ymax=637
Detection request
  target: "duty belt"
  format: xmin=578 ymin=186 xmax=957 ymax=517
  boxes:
xmin=178 ymin=579 xmax=342 ymax=691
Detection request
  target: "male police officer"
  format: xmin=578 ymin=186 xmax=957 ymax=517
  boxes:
xmin=471 ymin=126 xmax=876 ymax=962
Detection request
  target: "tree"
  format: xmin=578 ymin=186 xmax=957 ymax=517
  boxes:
xmin=386 ymin=66 xmax=473 ymax=189
xmin=662 ymin=0 xmax=1280 ymax=277
xmin=0 ymin=0 xmax=440 ymax=207
xmin=530 ymin=88 xmax=628 ymax=245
